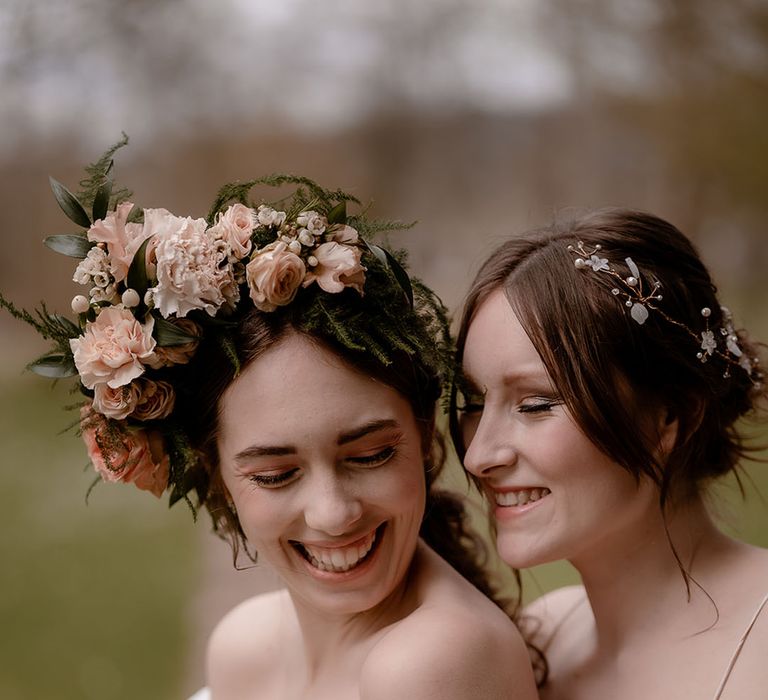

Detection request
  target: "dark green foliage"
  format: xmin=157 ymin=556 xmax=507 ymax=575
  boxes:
xmin=44 ymin=234 xmax=93 ymax=258
xmin=76 ymin=132 xmax=132 ymax=211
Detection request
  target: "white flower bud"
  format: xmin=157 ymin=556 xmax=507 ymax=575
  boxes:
xmin=307 ymin=255 xmax=318 ymax=267
xmin=121 ymin=288 xmax=141 ymax=308
xmin=71 ymin=295 xmax=90 ymax=314
xmin=288 ymin=240 xmax=302 ymax=255
xmin=144 ymin=289 xmax=155 ymax=307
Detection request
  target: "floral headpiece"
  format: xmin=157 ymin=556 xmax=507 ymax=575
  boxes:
xmin=1 ymin=136 xmax=449 ymax=510
xmin=567 ymin=241 xmax=761 ymax=383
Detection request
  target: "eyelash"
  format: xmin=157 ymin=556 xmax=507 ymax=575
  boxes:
xmin=247 ymin=446 xmax=396 ymax=488
xmin=346 ymin=445 xmax=396 ymax=467
xmin=518 ymin=399 xmax=561 ymax=414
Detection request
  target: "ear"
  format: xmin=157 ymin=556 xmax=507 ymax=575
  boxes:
xmin=656 ymin=406 xmax=679 ymax=459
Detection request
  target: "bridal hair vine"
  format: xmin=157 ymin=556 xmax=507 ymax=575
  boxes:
xmin=0 ymin=135 xmax=451 ymax=509
xmin=567 ymin=241 xmax=761 ymax=383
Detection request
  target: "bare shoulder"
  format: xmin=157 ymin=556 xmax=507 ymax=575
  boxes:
xmin=206 ymin=589 xmax=294 ymax=695
xmin=521 ymin=584 xmax=588 ymax=648
xmin=360 ymin=547 xmax=538 ymax=700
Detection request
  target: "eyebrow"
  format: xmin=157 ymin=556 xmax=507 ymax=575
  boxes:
xmin=232 ymin=418 xmax=400 ymax=464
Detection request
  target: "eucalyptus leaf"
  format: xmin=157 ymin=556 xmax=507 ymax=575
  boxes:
xmin=327 ymin=201 xmax=347 ymax=225
xmin=28 ymin=353 xmax=78 ymax=378
xmin=127 ymin=237 xmax=151 ymax=297
xmin=49 ymin=177 xmax=91 ymax=228
xmin=153 ymin=315 xmax=200 ymax=347
xmin=365 ymin=242 xmax=389 ymax=269
xmin=382 ymin=248 xmax=414 ymax=307
xmin=44 ymin=234 xmax=93 ymax=258
xmin=92 ymin=179 xmax=113 ymax=221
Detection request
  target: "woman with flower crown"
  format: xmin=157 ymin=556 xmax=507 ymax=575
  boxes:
xmin=1 ymin=141 xmax=538 ymax=699
xmin=450 ymin=209 xmax=768 ymax=699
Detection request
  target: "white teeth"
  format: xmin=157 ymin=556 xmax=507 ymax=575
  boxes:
xmin=495 ymin=488 xmax=550 ymax=508
xmin=301 ymin=529 xmax=377 ymax=573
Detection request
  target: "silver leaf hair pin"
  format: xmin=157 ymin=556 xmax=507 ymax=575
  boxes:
xmin=567 ymin=241 xmax=761 ymax=384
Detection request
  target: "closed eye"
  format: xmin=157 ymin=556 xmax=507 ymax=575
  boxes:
xmin=518 ymin=399 xmax=562 ymax=414
xmin=346 ymin=446 xmax=396 ymax=467
xmin=249 ymin=468 xmax=299 ymax=488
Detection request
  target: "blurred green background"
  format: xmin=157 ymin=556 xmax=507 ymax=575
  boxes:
xmin=1 ymin=1 xmax=767 ymax=697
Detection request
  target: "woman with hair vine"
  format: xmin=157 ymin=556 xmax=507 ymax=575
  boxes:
xmin=1 ymin=140 xmax=537 ymax=699
xmin=451 ymin=209 xmax=768 ymax=700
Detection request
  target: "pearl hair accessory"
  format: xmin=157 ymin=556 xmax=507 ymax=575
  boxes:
xmin=567 ymin=241 xmax=761 ymax=384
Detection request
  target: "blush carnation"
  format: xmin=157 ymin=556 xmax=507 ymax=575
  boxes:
xmin=246 ymin=241 xmax=306 ymax=312
xmin=303 ymin=241 xmax=365 ymax=294
xmin=146 ymin=208 xmax=240 ymax=318
xmin=81 ymin=405 xmax=169 ymax=498
xmin=209 ymin=203 xmax=255 ymax=260
xmin=87 ymin=202 xmax=150 ymax=283
xmin=70 ymin=306 xmax=156 ymax=389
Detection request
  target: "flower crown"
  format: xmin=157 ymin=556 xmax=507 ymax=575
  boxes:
xmin=1 ymin=137 xmax=448 ymax=510
xmin=567 ymin=241 xmax=761 ymax=384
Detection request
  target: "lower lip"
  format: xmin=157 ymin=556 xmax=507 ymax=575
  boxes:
xmin=294 ymin=523 xmax=386 ymax=583
xmin=494 ymin=494 xmax=550 ymax=521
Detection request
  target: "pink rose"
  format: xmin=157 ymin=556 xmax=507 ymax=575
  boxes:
xmin=146 ymin=318 xmax=201 ymax=368
xmin=70 ymin=306 xmax=156 ymax=389
xmin=80 ymin=405 xmax=169 ymax=498
xmin=146 ymin=208 xmax=239 ymax=318
xmin=210 ymin=204 xmax=255 ymax=260
xmin=131 ymin=378 xmax=176 ymax=421
xmin=87 ymin=202 xmax=150 ymax=283
xmin=246 ymin=241 xmax=306 ymax=312
xmin=303 ymin=241 xmax=365 ymax=294
xmin=93 ymin=382 xmax=141 ymax=420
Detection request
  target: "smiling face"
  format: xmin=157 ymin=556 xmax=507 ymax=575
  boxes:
xmin=217 ymin=333 xmax=427 ymax=616
xmin=460 ymin=289 xmax=658 ymax=569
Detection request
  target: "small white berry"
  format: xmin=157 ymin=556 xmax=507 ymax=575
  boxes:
xmin=71 ymin=295 xmax=90 ymax=314
xmin=121 ymin=288 xmax=141 ymax=308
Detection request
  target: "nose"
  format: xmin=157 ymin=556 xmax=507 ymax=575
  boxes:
xmin=303 ymin=472 xmax=364 ymax=536
xmin=462 ymin=407 xmax=517 ymax=478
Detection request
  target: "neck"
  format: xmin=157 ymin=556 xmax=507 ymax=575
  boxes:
xmin=571 ymin=495 xmax=737 ymax=648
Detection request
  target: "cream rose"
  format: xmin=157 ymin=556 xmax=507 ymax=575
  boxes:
xmin=146 ymin=208 xmax=240 ymax=318
xmin=80 ymin=405 xmax=169 ymax=498
xmin=246 ymin=241 xmax=306 ymax=311
xmin=330 ymin=224 xmax=359 ymax=244
xmin=70 ymin=306 xmax=156 ymax=389
xmin=210 ymin=203 xmax=255 ymax=260
xmin=302 ymin=241 xmax=365 ymax=294
xmin=87 ymin=202 xmax=150 ymax=283
xmin=131 ymin=378 xmax=176 ymax=421
xmin=92 ymin=382 xmax=141 ymax=420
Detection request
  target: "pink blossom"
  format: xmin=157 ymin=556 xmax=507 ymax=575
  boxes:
xmin=303 ymin=241 xmax=365 ymax=294
xmin=80 ymin=405 xmax=169 ymax=498
xmin=330 ymin=224 xmax=359 ymax=244
xmin=246 ymin=241 xmax=306 ymax=311
xmin=70 ymin=306 xmax=156 ymax=389
xmin=93 ymin=382 xmax=141 ymax=420
xmin=147 ymin=208 xmax=240 ymax=318
xmin=87 ymin=202 xmax=149 ymax=283
xmin=210 ymin=203 xmax=255 ymax=260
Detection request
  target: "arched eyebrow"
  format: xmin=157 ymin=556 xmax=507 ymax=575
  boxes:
xmin=234 ymin=444 xmax=296 ymax=463
xmin=337 ymin=419 xmax=400 ymax=446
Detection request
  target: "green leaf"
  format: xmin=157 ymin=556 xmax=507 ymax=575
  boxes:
xmin=382 ymin=247 xmax=414 ymax=307
xmin=28 ymin=353 xmax=78 ymax=378
xmin=51 ymin=314 xmax=82 ymax=338
xmin=365 ymin=242 xmax=389 ymax=269
xmin=49 ymin=177 xmax=91 ymax=228
xmin=127 ymin=237 xmax=151 ymax=297
xmin=43 ymin=234 xmax=93 ymax=258
xmin=327 ymin=201 xmax=347 ymax=225
xmin=92 ymin=178 xmax=113 ymax=221
xmin=153 ymin=316 xmax=200 ymax=347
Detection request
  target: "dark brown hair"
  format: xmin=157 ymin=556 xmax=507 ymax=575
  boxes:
xmin=177 ymin=294 xmax=502 ymax=605
xmin=451 ymin=209 xmax=766 ymax=510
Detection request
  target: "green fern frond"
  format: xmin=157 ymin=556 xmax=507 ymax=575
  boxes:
xmin=77 ymin=132 xmax=132 ymax=211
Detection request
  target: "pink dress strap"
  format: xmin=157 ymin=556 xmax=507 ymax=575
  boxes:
xmin=711 ymin=590 xmax=768 ymax=700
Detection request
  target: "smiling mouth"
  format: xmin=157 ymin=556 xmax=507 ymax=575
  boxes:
xmin=291 ymin=524 xmax=384 ymax=574
xmin=494 ymin=488 xmax=551 ymax=507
